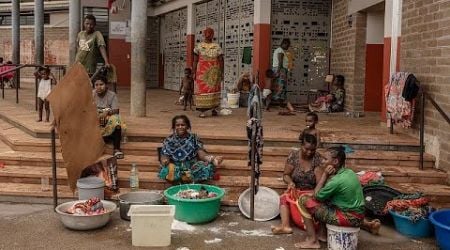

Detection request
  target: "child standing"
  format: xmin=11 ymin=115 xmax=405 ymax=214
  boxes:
xmin=179 ymin=68 xmax=194 ymax=111
xmin=263 ymin=69 xmax=274 ymax=111
xmin=299 ymin=112 xmax=321 ymax=147
xmin=35 ymin=67 xmax=56 ymax=122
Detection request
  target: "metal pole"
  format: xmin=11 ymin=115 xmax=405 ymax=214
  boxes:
xmin=35 ymin=0 xmax=44 ymax=111
xmin=12 ymin=0 xmax=20 ymax=90
xmin=51 ymin=127 xmax=58 ymax=209
xmin=69 ymin=0 xmax=81 ymax=65
xmin=250 ymin=122 xmax=256 ymax=221
xmin=419 ymin=91 xmax=425 ymax=170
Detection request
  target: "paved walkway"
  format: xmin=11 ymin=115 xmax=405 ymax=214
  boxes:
xmin=0 ymin=202 xmax=437 ymax=250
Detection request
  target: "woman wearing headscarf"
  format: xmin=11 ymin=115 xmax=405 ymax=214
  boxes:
xmin=192 ymin=27 xmax=224 ymax=118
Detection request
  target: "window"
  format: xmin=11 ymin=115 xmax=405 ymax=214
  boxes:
xmin=0 ymin=13 xmax=50 ymax=26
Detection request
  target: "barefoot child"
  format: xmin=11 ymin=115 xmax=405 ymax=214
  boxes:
xmin=34 ymin=67 xmax=56 ymax=122
xmin=179 ymin=68 xmax=194 ymax=111
xmin=299 ymin=112 xmax=321 ymax=147
xmin=263 ymin=69 xmax=274 ymax=111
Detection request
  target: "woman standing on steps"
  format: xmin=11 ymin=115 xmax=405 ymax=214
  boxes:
xmin=192 ymin=27 xmax=224 ymax=118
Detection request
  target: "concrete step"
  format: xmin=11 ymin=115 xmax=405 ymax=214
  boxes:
xmin=0 ymin=182 xmax=241 ymax=206
xmin=0 ymin=146 xmax=435 ymax=170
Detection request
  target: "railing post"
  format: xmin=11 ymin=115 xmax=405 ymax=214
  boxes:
xmin=51 ymin=127 xmax=58 ymax=209
xmin=419 ymin=91 xmax=425 ymax=170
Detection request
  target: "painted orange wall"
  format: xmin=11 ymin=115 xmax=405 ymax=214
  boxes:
xmin=186 ymin=34 xmax=195 ymax=68
xmin=364 ymin=44 xmax=384 ymax=112
xmin=252 ymin=23 xmax=271 ymax=87
xmin=381 ymin=37 xmax=391 ymax=121
xmin=109 ymin=39 xmax=131 ymax=86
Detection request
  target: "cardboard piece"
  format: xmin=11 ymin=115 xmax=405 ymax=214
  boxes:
xmin=47 ymin=63 xmax=105 ymax=191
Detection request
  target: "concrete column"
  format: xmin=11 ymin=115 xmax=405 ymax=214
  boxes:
xmin=12 ymin=0 xmax=20 ymax=87
xmin=186 ymin=3 xmax=195 ymax=68
xmin=35 ymin=0 xmax=45 ymax=65
xmin=253 ymin=0 xmax=271 ymax=87
xmin=130 ymin=0 xmax=148 ymax=117
xmin=69 ymin=0 xmax=81 ymax=65
xmin=381 ymin=0 xmax=402 ymax=120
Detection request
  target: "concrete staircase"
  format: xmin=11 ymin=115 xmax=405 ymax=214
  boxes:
xmin=0 ymin=119 xmax=449 ymax=208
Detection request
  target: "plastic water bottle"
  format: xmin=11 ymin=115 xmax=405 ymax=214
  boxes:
xmin=129 ymin=163 xmax=139 ymax=191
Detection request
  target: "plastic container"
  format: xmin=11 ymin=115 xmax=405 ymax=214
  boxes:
xmin=129 ymin=163 xmax=139 ymax=191
xmin=326 ymin=224 xmax=360 ymax=250
xmin=285 ymin=190 xmax=319 ymax=230
xmin=118 ymin=191 xmax=164 ymax=220
xmin=238 ymin=186 xmax=280 ymax=221
xmin=164 ymin=184 xmax=224 ymax=224
xmin=389 ymin=210 xmax=434 ymax=238
xmin=429 ymin=209 xmax=450 ymax=250
xmin=76 ymin=176 xmax=105 ymax=200
xmin=127 ymin=205 xmax=175 ymax=247
xmin=227 ymin=93 xmax=240 ymax=108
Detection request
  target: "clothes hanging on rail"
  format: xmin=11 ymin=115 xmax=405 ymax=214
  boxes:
xmin=385 ymin=72 xmax=416 ymax=128
xmin=247 ymin=84 xmax=263 ymax=193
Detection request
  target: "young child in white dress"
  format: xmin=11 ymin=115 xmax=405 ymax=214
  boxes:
xmin=34 ymin=67 xmax=56 ymax=122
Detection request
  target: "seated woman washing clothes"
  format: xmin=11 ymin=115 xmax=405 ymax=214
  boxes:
xmin=296 ymin=147 xmax=380 ymax=249
xmin=271 ymin=134 xmax=323 ymax=234
xmin=158 ymin=115 xmax=223 ymax=183
xmin=309 ymin=75 xmax=345 ymax=113
xmin=93 ymin=76 xmax=125 ymax=159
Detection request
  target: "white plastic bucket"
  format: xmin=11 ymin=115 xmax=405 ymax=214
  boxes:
xmin=76 ymin=176 xmax=105 ymax=200
xmin=227 ymin=93 xmax=240 ymax=108
xmin=326 ymin=224 xmax=360 ymax=250
xmin=127 ymin=205 xmax=175 ymax=247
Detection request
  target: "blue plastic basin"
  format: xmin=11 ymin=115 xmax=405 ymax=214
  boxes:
xmin=389 ymin=210 xmax=434 ymax=238
xmin=429 ymin=210 xmax=450 ymax=250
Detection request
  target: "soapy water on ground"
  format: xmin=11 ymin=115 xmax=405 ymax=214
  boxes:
xmin=226 ymin=229 xmax=274 ymax=237
xmin=228 ymin=222 xmax=239 ymax=227
xmin=172 ymin=220 xmax=196 ymax=231
xmin=204 ymin=238 xmax=222 ymax=244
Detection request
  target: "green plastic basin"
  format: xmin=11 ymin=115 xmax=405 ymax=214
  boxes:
xmin=164 ymin=184 xmax=225 ymax=224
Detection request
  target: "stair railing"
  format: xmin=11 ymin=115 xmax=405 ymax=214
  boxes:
xmin=419 ymin=89 xmax=450 ymax=170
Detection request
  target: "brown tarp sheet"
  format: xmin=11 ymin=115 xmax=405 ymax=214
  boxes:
xmin=47 ymin=63 xmax=105 ymax=191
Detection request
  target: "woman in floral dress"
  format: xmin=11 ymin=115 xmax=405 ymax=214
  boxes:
xmin=192 ymin=27 xmax=224 ymax=118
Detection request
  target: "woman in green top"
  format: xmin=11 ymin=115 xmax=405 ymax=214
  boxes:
xmin=296 ymin=147 xmax=380 ymax=249
xmin=75 ymin=15 xmax=110 ymax=75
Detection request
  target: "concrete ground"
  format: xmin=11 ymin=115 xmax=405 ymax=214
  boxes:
xmin=0 ymin=202 xmax=437 ymax=250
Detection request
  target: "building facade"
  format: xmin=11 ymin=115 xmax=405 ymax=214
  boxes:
xmin=0 ymin=0 xmax=449 ymax=170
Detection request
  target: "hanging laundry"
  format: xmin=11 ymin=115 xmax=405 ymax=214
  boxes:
xmin=385 ymin=72 xmax=416 ymax=128
xmin=241 ymin=47 xmax=252 ymax=65
xmin=247 ymin=84 xmax=264 ymax=193
xmin=402 ymin=74 xmax=420 ymax=101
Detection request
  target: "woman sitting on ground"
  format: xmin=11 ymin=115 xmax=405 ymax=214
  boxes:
xmin=93 ymin=76 xmax=125 ymax=159
xmin=309 ymin=75 xmax=345 ymax=113
xmin=271 ymin=134 xmax=323 ymax=234
xmin=158 ymin=115 xmax=223 ymax=183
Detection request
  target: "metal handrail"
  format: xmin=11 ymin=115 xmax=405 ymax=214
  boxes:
xmin=419 ymin=89 xmax=450 ymax=170
xmin=0 ymin=63 xmax=66 ymax=106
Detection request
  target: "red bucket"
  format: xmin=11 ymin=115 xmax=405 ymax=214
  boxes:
xmin=285 ymin=190 xmax=319 ymax=231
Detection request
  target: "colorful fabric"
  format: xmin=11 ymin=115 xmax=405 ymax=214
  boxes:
xmin=286 ymin=149 xmax=322 ymax=190
xmin=330 ymin=88 xmax=345 ymax=112
xmin=271 ymin=67 xmax=288 ymax=101
xmin=280 ymin=189 xmax=313 ymax=206
xmin=385 ymin=72 xmax=414 ymax=128
xmin=194 ymin=42 xmax=223 ymax=109
xmin=158 ymin=133 xmax=215 ymax=183
xmin=75 ymin=31 xmax=106 ymax=75
xmin=100 ymin=114 xmax=126 ymax=137
xmin=298 ymin=195 xmax=364 ymax=227
xmin=315 ymin=167 xmax=365 ymax=214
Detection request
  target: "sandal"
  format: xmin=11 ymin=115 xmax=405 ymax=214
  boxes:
xmin=114 ymin=150 xmax=124 ymax=159
xmin=199 ymin=113 xmax=206 ymax=118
